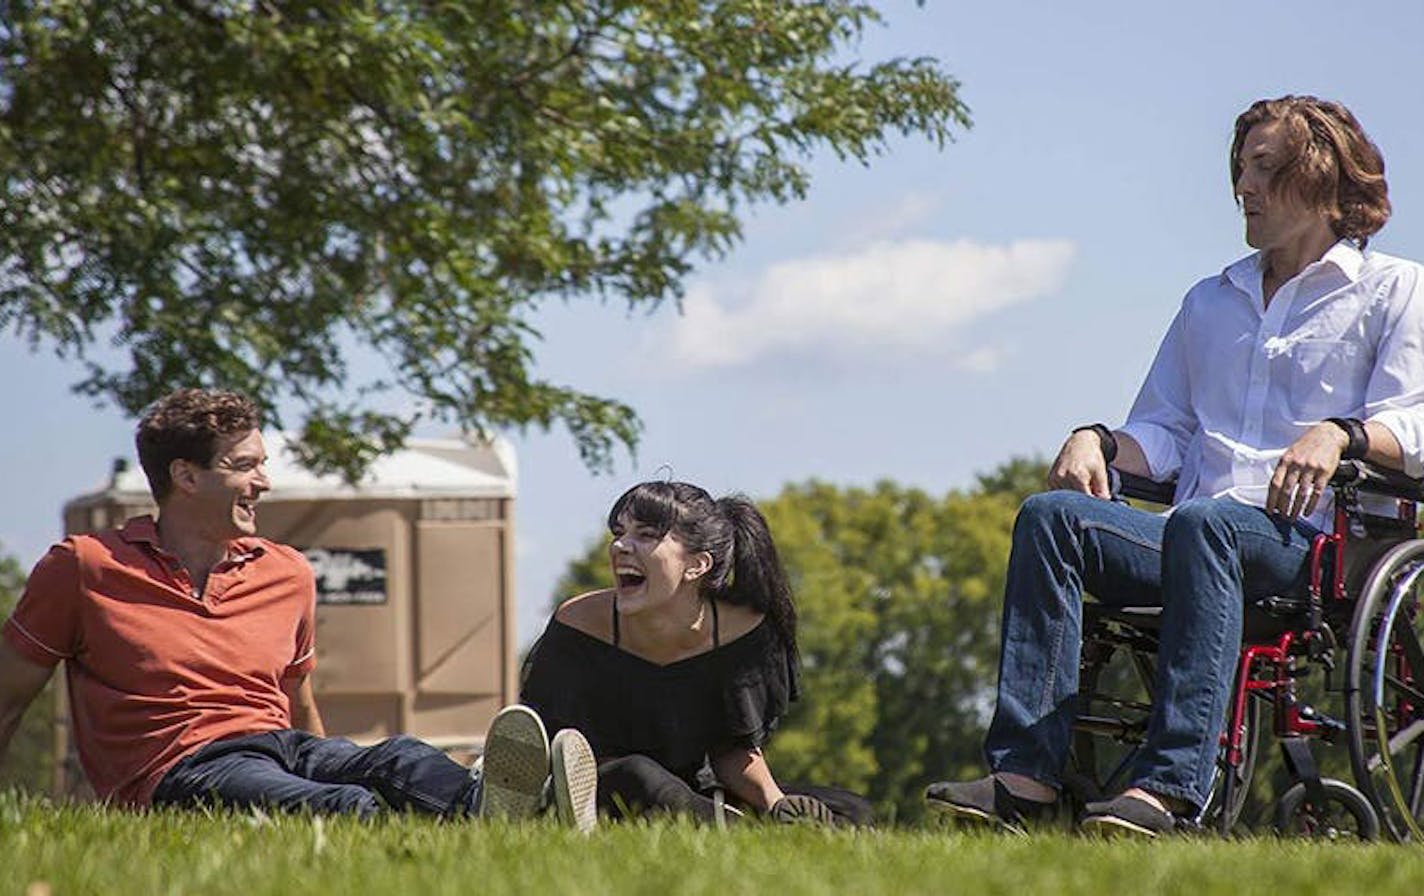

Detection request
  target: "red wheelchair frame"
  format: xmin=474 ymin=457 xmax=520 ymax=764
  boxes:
xmin=1070 ymin=461 xmax=1424 ymax=839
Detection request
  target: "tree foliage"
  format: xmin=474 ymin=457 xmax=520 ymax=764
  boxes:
xmin=551 ymin=458 xmax=1047 ymax=820
xmin=0 ymin=1 xmax=969 ymax=479
xmin=0 ymin=548 xmax=53 ymax=794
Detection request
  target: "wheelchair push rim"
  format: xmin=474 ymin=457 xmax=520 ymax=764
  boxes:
xmin=1346 ymin=538 xmax=1424 ymax=842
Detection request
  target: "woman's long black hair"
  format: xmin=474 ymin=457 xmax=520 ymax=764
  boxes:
xmin=608 ymin=481 xmax=798 ymax=661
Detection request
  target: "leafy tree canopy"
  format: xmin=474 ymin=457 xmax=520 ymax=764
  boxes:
xmin=549 ymin=458 xmax=1048 ymax=819
xmin=0 ymin=1 xmax=969 ymax=479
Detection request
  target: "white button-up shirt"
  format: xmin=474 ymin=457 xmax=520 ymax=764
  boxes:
xmin=1119 ymin=240 xmax=1424 ymax=530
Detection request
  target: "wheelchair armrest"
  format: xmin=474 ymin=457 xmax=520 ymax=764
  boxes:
xmin=1330 ymin=460 xmax=1424 ymax=503
xmin=1114 ymin=470 xmax=1177 ymax=506
xmin=1115 ymin=462 xmax=1424 ymax=507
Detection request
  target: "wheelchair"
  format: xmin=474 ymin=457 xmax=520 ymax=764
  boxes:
xmin=1067 ymin=460 xmax=1424 ymax=840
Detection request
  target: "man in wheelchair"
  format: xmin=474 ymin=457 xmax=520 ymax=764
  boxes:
xmin=926 ymin=95 xmax=1424 ymax=837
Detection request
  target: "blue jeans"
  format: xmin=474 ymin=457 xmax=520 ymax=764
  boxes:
xmin=151 ymin=731 xmax=482 ymax=818
xmin=984 ymin=492 xmax=1317 ymax=810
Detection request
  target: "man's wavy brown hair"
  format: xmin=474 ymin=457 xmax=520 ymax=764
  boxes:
xmin=1230 ymin=96 xmax=1391 ymax=246
xmin=135 ymin=389 xmax=261 ymax=502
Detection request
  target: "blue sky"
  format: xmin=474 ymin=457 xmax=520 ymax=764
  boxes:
xmin=4 ymin=0 xmax=1424 ymax=645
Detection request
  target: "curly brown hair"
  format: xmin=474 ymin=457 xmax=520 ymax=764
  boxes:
xmin=135 ymin=389 xmax=261 ymax=501
xmin=1230 ymin=96 xmax=1391 ymax=246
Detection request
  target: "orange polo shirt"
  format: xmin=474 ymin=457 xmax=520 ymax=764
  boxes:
xmin=1 ymin=516 xmax=316 ymax=806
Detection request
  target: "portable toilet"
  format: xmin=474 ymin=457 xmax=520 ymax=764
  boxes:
xmin=55 ymin=433 xmax=518 ymax=795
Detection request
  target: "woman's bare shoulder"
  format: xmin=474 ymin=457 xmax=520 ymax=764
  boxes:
xmin=715 ymin=600 xmax=767 ymax=642
xmin=554 ymin=589 xmax=615 ymax=641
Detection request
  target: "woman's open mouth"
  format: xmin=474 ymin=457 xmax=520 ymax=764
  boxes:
xmin=615 ymin=568 xmax=646 ymax=589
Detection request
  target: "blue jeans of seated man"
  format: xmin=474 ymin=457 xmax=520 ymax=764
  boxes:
xmin=984 ymin=491 xmax=1317 ymax=811
xmin=151 ymin=730 xmax=482 ymax=818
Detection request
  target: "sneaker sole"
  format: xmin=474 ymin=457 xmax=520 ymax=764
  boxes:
xmin=925 ymin=797 xmax=1028 ymax=836
xmin=550 ymin=729 xmax=598 ymax=833
xmin=479 ymin=705 xmax=550 ymax=820
xmin=1079 ymin=814 xmax=1159 ymax=839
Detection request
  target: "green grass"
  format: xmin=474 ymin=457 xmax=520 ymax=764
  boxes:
xmin=5 ymin=791 xmax=1424 ymax=895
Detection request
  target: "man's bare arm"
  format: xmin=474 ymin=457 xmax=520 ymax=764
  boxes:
xmin=0 ymin=640 xmax=54 ymax=765
xmin=280 ymin=674 xmax=326 ymax=737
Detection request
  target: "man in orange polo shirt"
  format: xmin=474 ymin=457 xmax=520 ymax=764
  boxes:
xmin=0 ymin=388 xmax=597 ymax=828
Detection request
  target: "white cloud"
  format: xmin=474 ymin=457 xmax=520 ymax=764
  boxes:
xmin=847 ymin=193 xmax=944 ymax=242
xmin=955 ymin=344 xmax=1006 ymax=373
xmin=669 ymin=238 xmax=1076 ymax=368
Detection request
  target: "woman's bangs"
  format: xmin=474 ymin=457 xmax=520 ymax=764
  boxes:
xmin=607 ymin=483 xmax=679 ymax=537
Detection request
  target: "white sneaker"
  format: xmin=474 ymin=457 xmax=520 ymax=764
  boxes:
xmin=550 ymin=729 xmax=598 ymax=833
xmin=478 ymin=705 xmax=550 ymax=820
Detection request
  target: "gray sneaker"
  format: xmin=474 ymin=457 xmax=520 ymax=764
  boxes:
xmin=550 ymin=728 xmax=598 ymax=833
xmin=925 ymin=776 xmax=1058 ymax=834
xmin=1080 ymin=793 xmax=1185 ymax=839
xmin=478 ymin=705 xmax=550 ymax=820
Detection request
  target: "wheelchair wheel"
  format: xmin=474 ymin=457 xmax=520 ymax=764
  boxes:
xmin=1203 ymin=695 xmax=1261 ymax=834
xmin=1346 ymin=539 xmax=1424 ymax=842
xmin=1273 ymin=778 xmax=1380 ymax=840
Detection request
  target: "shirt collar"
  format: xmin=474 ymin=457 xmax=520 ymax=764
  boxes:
xmin=1222 ymin=252 xmax=1263 ymax=296
xmin=1221 ymin=239 xmax=1366 ymax=295
xmin=1317 ymin=239 xmax=1365 ymax=280
xmin=120 ymin=514 xmax=266 ymax=563
xmin=118 ymin=514 xmax=162 ymax=546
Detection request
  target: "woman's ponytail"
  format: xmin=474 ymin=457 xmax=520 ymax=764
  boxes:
xmin=716 ymin=495 xmax=798 ymax=660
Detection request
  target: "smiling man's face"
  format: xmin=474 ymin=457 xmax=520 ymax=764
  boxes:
xmin=187 ymin=428 xmax=271 ymax=541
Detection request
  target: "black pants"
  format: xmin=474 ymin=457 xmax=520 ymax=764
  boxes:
xmin=597 ymin=754 xmax=873 ymax=825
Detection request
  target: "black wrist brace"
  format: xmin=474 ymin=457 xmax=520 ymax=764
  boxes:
xmin=1326 ymin=417 xmax=1369 ymax=460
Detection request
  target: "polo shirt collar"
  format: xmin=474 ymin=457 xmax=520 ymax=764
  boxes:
xmin=120 ymin=515 xmax=266 ymax=563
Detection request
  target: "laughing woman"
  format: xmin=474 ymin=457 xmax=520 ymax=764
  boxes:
xmin=521 ymin=481 xmax=871 ymax=826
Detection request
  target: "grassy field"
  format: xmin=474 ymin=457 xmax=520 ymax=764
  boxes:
xmin=5 ymin=792 xmax=1424 ymax=895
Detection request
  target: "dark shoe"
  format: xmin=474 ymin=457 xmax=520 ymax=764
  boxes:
xmin=770 ymin=794 xmax=835 ymax=826
xmin=924 ymin=776 xmax=1056 ymax=834
xmin=1079 ymin=793 xmax=1183 ymax=838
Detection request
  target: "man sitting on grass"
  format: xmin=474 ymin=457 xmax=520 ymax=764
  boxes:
xmin=0 ymin=388 xmax=596 ymax=828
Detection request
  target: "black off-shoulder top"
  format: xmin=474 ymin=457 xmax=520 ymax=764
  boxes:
xmin=520 ymin=611 xmax=798 ymax=787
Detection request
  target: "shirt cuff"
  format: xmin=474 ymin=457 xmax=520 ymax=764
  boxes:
xmin=283 ymin=649 xmax=317 ymax=679
xmin=1367 ymin=409 xmax=1424 ymax=478
xmin=1118 ymin=421 xmax=1184 ymax=481
xmin=2 ymin=619 xmax=68 ymax=668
